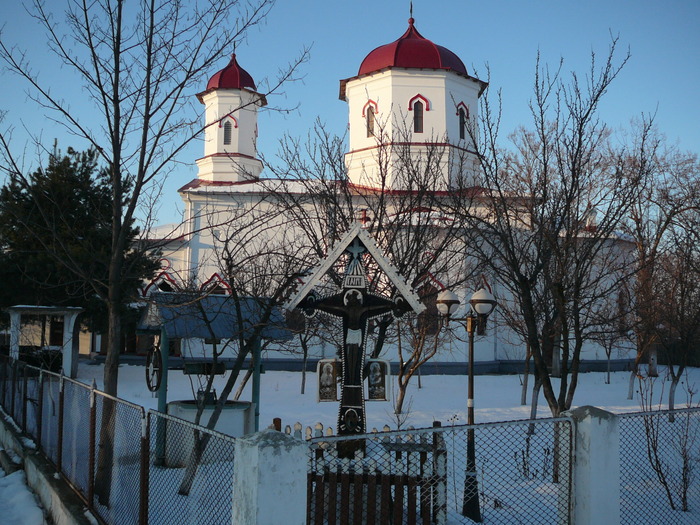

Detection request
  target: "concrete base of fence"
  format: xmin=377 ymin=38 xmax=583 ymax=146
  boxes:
xmin=0 ymin=409 xmax=97 ymax=525
xmin=564 ymin=406 xmax=620 ymax=525
xmin=232 ymin=429 xmax=308 ymax=525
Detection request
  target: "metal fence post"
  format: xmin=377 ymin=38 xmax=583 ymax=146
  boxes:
xmin=10 ymin=360 xmax=17 ymax=421
xmin=37 ymin=370 xmax=44 ymax=446
xmin=21 ymin=363 xmax=28 ymax=432
xmin=57 ymin=371 xmax=65 ymax=472
xmin=139 ymin=411 xmax=149 ymax=525
xmin=88 ymin=381 xmax=96 ymax=506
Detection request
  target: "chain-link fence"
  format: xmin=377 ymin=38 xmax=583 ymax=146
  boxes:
xmin=91 ymin=392 xmax=148 ymax=525
xmin=308 ymin=417 xmax=573 ymax=524
xmin=619 ymin=408 xmax=700 ymax=525
xmin=0 ymin=355 xmax=238 ymax=525
xmin=147 ymin=411 xmax=237 ymax=525
xmin=8 ymin=351 xmax=700 ymax=525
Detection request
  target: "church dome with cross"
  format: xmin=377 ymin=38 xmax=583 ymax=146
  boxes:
xmin=194 ymin=53 xmax=266 ymax=183
xmin=205 ymin=53 xmax=257 ymax=91
xmin=340 ymin=16 xmax=487 ymax=190
xmin=357 ymin=17 xmax=468 ymax=78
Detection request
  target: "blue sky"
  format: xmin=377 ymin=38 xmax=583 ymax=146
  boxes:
xmin=1 ymin=0 xmax=699 ymax=224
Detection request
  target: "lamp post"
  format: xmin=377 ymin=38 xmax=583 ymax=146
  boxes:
xmin=437 ymin=287 xmax=497 ymax=523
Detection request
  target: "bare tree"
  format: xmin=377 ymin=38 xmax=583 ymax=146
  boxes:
xmin=169 ymin=199 xmax=306 ymax=494
xmin=0 ymin=0 xmax=307 ymax=398
xmin=622 ymin=131 xmax=700 ymax=399
xmin=654 ymin=213 xmax=700 ymax=417
xmin=454 ymin=40 xmax=640 ymax=417
xmin=264 ymin=120 xmax=477 ymax=412
xmin=588 ymin=284 xmax=632 ymax=384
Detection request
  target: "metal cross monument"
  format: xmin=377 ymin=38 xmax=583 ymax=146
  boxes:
xmin=287 ymin=224 xmax=424 ymax=452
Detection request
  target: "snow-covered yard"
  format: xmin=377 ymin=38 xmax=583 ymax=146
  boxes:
xmin=77 ymin=361 xmax=700 ymax=431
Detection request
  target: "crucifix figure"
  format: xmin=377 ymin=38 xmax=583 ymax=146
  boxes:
xmin=296 ymin=238 xmax=411 ymax=449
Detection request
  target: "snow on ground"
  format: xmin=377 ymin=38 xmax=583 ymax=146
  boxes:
xmin=0 ymin=467 xmax=46 ymax=525
xmin=76 ymin=361 xmax=700 ymax=431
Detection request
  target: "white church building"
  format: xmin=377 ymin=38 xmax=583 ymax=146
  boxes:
xmin=144 ymin=16 xmax=628 ymax=372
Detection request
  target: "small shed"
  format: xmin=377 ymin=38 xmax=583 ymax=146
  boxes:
xmin=5 ymin=305 xmax=84 ymax=377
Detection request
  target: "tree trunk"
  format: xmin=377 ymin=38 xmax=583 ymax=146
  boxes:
xmin=627 ymin=367 xmax=637 ymax=400
xmin=648 ymin=347 xmax=658 ymax=377
xmin=94 ymin=303 xmax=122 ymax=505
xmin=300 ymin=336 xmax=309 ymax=395
xmin=178 ymin=337 xmax=253 ymax=495
xmin=606 ymin=351 xmax=611 ymax=385
xmin=528 ymin=378 xmax=541 ymax=435
xmin=95 ymin=394 xmax=116 ymax=506
xmin=233 ymin=367 xmax=253 ymax=401
xmin=40 ymin=316 xmax=47 ymax=348
xmin=394 ymin=381 xmax=407 ymax=415
xmin=668 ymin=374 xmax=679 ymax=423
xmin=550 ymin=337 xmax=561 ymax=378
xmin=521 ymin=344 xmax=531 ymax=406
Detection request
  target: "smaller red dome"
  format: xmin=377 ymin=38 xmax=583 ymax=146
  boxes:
xmin=358 ymin=18 xmax=467 ymax=77
xmin=206 ymin=54 xmax=256 ymax=91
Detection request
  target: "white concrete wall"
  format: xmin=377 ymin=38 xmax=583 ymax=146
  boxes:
xmin=232 ymin=430 xmax=308 ymax=525
xmin=564 ymin=406 xmax=621 ymax=525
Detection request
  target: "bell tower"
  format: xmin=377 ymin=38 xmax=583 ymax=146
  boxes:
xmin=196 ymin=54 xmax=266 ymax=182
xmin=339 ymin=18 xmax=487 ymax=190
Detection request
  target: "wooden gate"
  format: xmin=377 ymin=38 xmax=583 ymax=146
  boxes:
xmin=307 ymin=426 xmax=447 ymax=525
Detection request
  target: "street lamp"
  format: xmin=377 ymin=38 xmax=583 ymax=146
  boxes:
xmin=436 ymin=287 xmax=497 ymax=523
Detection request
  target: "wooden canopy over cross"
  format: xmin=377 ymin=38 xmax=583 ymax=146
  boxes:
xmin=286 ymin=224 xmax=424 ymax=453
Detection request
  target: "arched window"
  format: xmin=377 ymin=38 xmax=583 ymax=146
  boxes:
xmin=459 ymin=107 xmax=467 ymax=140
xmin=366 ymin=106 xmax=375 ymax=137
xmin=223 ymin=121 xmax=232 ymax=145
xmin=413 ymin=101 xmax=424 ymax=133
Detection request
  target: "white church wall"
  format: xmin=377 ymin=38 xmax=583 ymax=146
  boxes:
xmin=345 ymin=69 xmax=481 ymax=189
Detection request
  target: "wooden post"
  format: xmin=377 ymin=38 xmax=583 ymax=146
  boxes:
xmin=155 ymin=327 xmax=169 ymax=465
xmin=251 ymin=337 xmax=261 ymax=432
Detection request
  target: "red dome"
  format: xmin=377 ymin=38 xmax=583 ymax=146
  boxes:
xmin=358 ymin=18 xmax=467 ymax=77
xmin=206 ymin=54 xmax=256 ymax=91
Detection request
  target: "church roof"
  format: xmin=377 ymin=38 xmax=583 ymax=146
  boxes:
xmin=358 ymin=18 xmax=467 ymax=77
xmin=205 ymin=54 xmax=256 ymax=91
